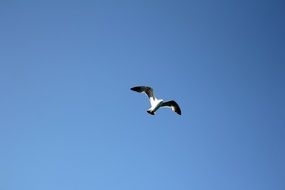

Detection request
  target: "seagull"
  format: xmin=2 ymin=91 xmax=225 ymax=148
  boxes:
xmin=130 ymin=86 xmax=181 ymax=115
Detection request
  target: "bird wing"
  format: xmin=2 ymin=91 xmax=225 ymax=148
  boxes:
xmin=161 ymin=100 xmax=182 ymax=115
xmin=130 ymin=86 xmax=155 ymax=99
xmin=130 ymin=86 xmax=157 ymax=107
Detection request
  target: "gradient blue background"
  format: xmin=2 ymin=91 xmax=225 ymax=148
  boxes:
xmin=1 ymin=0 xmax=285 ymax=189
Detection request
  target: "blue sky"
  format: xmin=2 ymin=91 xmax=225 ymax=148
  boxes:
xmin=0 ymin=0 xmax=285 ymax=189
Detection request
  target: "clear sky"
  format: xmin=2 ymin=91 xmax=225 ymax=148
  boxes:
xmin=0 ymin=0 xmax=285 ymax=190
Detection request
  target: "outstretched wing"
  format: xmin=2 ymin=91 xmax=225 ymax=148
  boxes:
xmin=130 ymin=86 xmax=155 ymax=100
xmin=161 ymin=100 xmax=182 ymax=115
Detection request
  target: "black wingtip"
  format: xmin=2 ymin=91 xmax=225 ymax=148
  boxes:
xmin=130 ymin=86 xmax=141 ymax=92
xmin=176 ymin=107 xmax=182 ymax=115
xmin=173 ymin=101 xmax=182 ymax=115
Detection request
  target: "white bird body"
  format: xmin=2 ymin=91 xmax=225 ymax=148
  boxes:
xmin=149 ymin=98 xmax=163 ymax=113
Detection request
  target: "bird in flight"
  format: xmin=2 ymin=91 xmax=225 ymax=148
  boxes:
xmin=130 ymin=86 xmax=181 ymax=115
